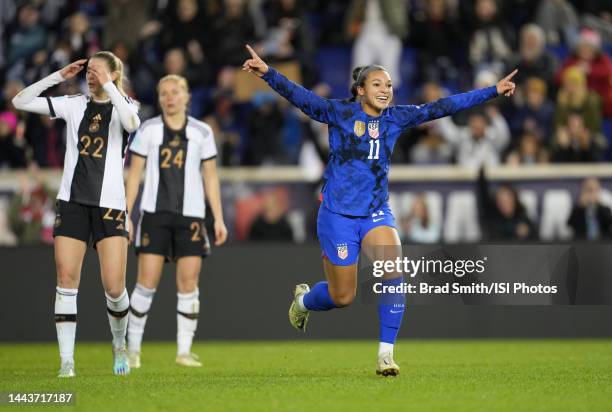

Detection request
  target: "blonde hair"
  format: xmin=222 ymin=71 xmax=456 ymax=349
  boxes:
xmin=157 ymin=74 xmax=190 ymax=94
xmin=91 ymin=51 xmax=125 ymax=95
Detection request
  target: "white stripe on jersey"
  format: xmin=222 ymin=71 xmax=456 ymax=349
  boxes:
xmin=130 ymin=116 xmax=217 ymax=219
xmin=51 ymin=94 xmax=137 ymax=210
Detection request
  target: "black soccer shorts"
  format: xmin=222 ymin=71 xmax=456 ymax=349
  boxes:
xmin=134 ymin=211 xmax=210 ymax=260
xmin=53 ymin=200 xmax=129 ymax=246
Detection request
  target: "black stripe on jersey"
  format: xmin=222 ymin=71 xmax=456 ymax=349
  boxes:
xmin=70 ymin=101 xmax=114 ymax=206
xmin=55 ymin=314 xmax=77 ymax=322
xmin=155 ymin=122 xmax=187 ymax=214
xmin=202 ymin=154 xmax=217 ymax=162
xmin=129 ymin=150 xmax=146 ymax=158
xmin=46 ymin=97 xmax=56 ymax=117
xmin=122 ymin=130 xmax=130 ymax=158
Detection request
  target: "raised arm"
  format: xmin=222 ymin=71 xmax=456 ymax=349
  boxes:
xmin=242 ymin=44 xmax=336 ymax=124
xmin=12 ymin=60 xmax=86 ymax=116
xmin=394 ymin=69 xmax=518 ymax=130
xmin=88 ymin=61 xmax=140 ymax=133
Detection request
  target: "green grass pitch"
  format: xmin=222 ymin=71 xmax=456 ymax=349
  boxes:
xmin=1 ymin=340 xmax=611 ymax=411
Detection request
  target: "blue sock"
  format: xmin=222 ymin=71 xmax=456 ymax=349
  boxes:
xmin=303 ymin=282 xmax=338 ymax=311
xmin=378 ymin=277 xmax=406 ymax=344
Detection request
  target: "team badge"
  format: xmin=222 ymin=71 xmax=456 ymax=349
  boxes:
xmin=337 ymin=243 xmax=348 ymax=260
xmin=89 ymin=114 xmax=101 ymax=133
xmin=142 ymin=232 xmax=150 ymax=247
xmin=353 ymin=121 xmax=365 ymax=137
xmin=368 ymin=121 xmax=379 ymax=139
xmin=169 ymin=135 xmax=181 ymax=147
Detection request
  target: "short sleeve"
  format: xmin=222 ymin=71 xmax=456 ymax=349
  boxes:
xmin=200 ymin=127 xmax=217 ymax=161
xmin=129 ymin=124 xmax=150 ymax=157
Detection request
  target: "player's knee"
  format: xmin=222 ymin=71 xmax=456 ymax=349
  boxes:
xmin=104 ymin=285 xmax=125 ymax=299
xmin=331 ymin=290 xmax=356 ymax=307
xmin=56 ymin=262 xmax=79 ymax=287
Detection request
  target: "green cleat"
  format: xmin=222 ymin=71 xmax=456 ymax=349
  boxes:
xmin=175 ymin=353 xmax=202 ymax=367
xmin=288 ymin=284 xmax=310 ymax=332
xmin=376 ymin=352 xmax=400 ymax=377
xmin=113 ymin=347 xmax=130 ymax=376
xmin=57 ymin=361 xmax=76 ymax=378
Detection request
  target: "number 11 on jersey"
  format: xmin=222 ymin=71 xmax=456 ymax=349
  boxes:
xmin=368 ymin=139 xmax=380 ymax=160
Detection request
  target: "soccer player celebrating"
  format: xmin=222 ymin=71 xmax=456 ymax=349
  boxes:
xmin=243 ymin=44 xmax=516 ymax=376
xmin=12 ymin=52 xmax=141 ymax=377
xmin=125 ymin=74 xmax=227 ymax=368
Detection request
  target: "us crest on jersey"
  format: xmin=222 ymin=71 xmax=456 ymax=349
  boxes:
xmin=354 ymin=121 xmax=365 ymax=137
xmin=368 ymin=121 xmax=379 ymax=139
xmin=337 ymin=243 xmax=348 ymax=260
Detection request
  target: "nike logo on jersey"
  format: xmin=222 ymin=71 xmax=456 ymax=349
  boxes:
xmin=390 ymin=310 xmax=404 ymax=314
xmin=373 ymin=217 xmax=385 ymax=222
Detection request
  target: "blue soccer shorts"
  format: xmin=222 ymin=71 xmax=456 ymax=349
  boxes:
xmin=317 ymin=203 xmax=396 ymax=266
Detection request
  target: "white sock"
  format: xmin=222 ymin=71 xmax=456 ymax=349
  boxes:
xmin=297 ymin=294 xmax=307 ymax=312
xmin=177 ymin=289 xmax=199 ymax=356
xmin=378 ymin=342 xmax=394 ymax=357
xmin=106 ymin=289 xmax=129 ymax=350
xmin=127 ymin=284 xmax=156 ymax=354
xmin=55 ymin=287 xmax=78 ymax=364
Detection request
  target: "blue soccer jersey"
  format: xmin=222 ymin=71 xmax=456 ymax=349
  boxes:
xmin=262 ymin=68 xmax=498 ymax=217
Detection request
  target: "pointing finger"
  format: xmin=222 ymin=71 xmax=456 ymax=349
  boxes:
xmin=504 ymin=69 xmax=518 ymax=81
xmin=245 ymin=44 xmax=259 ymax=60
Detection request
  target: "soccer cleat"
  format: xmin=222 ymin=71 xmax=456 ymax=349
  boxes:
xmin=288 ymin=284 xmax=310 ymax=332
xmin=128 ymin=351 xmax=141 ymax=369
xmin=113 ymin=347 xmax=130 ymax=376
xmin=57 ymin=361 xmax=76 ymax=378
xmin=376 ymin=352 xmax=400 ymax=377
xmin=176 ymin=353 xmax=202 ymax=367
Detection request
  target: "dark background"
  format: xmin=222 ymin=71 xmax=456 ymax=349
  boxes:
xmin=1 ymin=244 xmax=611 ymax=342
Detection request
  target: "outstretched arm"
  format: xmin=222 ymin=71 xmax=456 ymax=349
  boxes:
xmin=395 ymin=69 xmax=518 ymax=130
xmin=12 ymin=59 xmax=86 ymax=116
xmin=242 ymin=44 xmax=336 ymax=124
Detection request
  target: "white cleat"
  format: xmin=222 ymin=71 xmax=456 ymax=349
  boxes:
xmin=175 ymin=353 xmax=202 ymax=367
xmin=128 ymin=351 xmax=141 ymax=369
xmin=113 ymin=347 xmax=130 ymax=376
xmin=57 ymin=361 xmax=76 ymax=378
xmin=288 ymin=284 xmax=310 ymax=332
xmin=376 ymin=352 xmax=400 ymax=377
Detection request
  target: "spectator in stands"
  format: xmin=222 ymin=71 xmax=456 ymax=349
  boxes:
xmin=478 ymin=168 xmax=534 ymax=240
xmin=409 ymin=0 xmax=465 ymax=84
xmin=210 ymin=0 xmax=257 ymax=67
xmin=249 ymin=190 xmax=294 ymax=241
xmin=469 ymin=0 xmax=514 ymax=74
xmin=435 ymin=105 xmax=510 ymax=168
xmin=508 ymin=24 xmax=558 ymax=89
xmin=535 ymin=0 xmax=579 ymax=45
xmin=244 ymin=91 xmax=284 ymax=165
xmin=346 ymin=0 xmax=407 ymax=87
xmin=506 ymin=132 xmax=549 ymax=165
xmin=24 ymin=114 xmax=65 ymax=168
xmin=0 ymin=111 xmax=26 ymax=169
xmin=551 ymin=113 xmax=604 ymax=162
xmin=159 ymin=0 xmax=208 ymax=65
xmin=104 ymin=0 xmax=150 ymax=53
xmin=6 ymin=3 xmax=47 ymax=72
xmin=400 ymin=194 xmax=441 ymax=244
xmin=574 ymin=0 xmax=612 ymax=44
xmin=64 ymin=12 xmax=99 ymax=61
xmin=8 ymin=165 xmax=55 ymax=245
xmin=555 ymin=66 xmax=603 ymax=134
xmin=556 ymin=28 xmax=612 ymax=117
xmin=509 ymin=77 xmax=554 ymax=141
xmin=568 ymin=177 xmax=612 ymax=240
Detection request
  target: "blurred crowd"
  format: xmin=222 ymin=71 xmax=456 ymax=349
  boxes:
xmin=1 ymin=0 xmax=612 ymax=245
xmin=0 ymin=0 xmax=611 ymax=170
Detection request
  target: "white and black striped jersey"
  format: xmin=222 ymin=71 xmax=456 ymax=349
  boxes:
xmin=48 ymin=94 xmax=139 ymax=210
xmin=130 ymin=116 xmax=217 ymax=219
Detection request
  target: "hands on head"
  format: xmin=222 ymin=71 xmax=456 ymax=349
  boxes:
xmin=59 ymin=59 xmax=87 ymax=80
xmin=242 ymin=44 xmax=269 ymax=77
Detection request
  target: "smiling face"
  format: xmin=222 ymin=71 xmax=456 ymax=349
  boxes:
xmin=358 ymin=70 xmax=393 ymax=115
xmin=158 ymin=78 xmax=189 ymax=117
